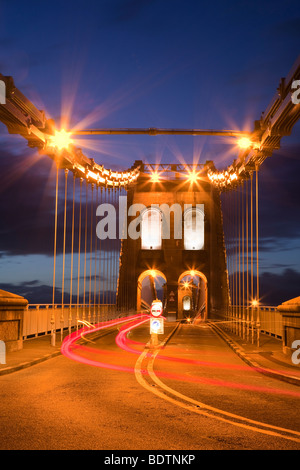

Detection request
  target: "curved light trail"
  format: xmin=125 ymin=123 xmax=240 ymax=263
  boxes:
xmin=61 ymin=314 xmax=150 ymax=373
xmin=62 ymin=314 xmax=300 ymax=401
xmin=134 ymin=328 xmax=300 ymax=444
xmin=60 ymin=312 xmax=300 ymax=440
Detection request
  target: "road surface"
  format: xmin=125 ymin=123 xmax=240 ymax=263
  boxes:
xmin=0 ymin=316 xmax=299 ymax=450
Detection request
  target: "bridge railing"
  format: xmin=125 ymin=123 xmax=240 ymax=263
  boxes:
xmin=259 ymin=306 xmax=282 ymax=339
xmin=222 ymin=305 xmax=282 ymax=342
xmin=23 ymin=304 xmax=117 ymax=340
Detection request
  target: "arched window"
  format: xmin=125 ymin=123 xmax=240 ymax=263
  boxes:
xmin=184 ymin=207 xmax=204 ymax=250
xmin=141 ymin=207 xmax=162 ymax=250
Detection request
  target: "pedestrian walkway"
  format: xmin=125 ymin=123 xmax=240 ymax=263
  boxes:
xmin=0 ymin=334 xmax=65 ymax=376
xmin=1 ymin=322 xmax=300 ymax=386
xmin=208 ymin=321 xmax=300 ymax=386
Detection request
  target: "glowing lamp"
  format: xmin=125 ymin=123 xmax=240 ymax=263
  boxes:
xmin=190 ymin=270 xmax=195 ymax=277
xmin=187 ymin=171 xmax=198 ymax=183
xmin=251 ymin=299 xmax=259 ymax=307
xmin=150 ymin=172 xmax=160 ymax=183
xmin=49 ymin=129 xmax=73 ymax=150
xmin=237 ymin=137 xmax=252 ymax=149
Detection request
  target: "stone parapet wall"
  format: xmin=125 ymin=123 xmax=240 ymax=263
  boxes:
xmin=0 ymin=289 xmax=28 ymax=352
xmin=277 ymin=296 xmax=300 ymax=355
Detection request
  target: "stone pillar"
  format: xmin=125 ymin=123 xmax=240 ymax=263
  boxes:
xmin=0 ymin=289 xmax=28 ymax=352
xmin=277 ymin=296 xmax=300 ymax=355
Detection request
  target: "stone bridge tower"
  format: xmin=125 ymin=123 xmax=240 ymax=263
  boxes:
xmin=117 ymin=161 xmax=229 ymax=321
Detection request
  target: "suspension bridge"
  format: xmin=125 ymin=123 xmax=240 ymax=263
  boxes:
xmin=0 ymin=56 xmax=299 ymax=355
xmin=1 ymin=56 xmax=300 ymax=452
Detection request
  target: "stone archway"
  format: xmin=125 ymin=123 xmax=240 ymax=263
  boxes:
xmin=137 ymin=269 xmax=167 ymax=312
xmin=178 ymin=270 xmax=208 ymax=321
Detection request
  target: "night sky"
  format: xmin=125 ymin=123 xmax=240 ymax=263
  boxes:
xmin=0 ymin=0 xmax=299 ymax=306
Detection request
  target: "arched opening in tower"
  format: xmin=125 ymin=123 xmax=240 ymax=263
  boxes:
xmin=137 ymin=270 xmax=166 ymax=312
xmin=178 ymin=271 xmax=207 ymax=321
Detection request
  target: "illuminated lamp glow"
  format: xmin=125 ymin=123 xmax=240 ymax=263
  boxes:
xmin=190 ymin=270 xmax=195 ymax=277
xmin=149 ymin=270 xmax=157 ymax=278
xmin=187 ymin=171 xmax=199 ymax=183
xmin=49 ymin=129 xmax=73 ymax=150
xmin=87 ymin=170 xmax=98 ymax=181
xmin=237 ymin=137 xmax=252 ymax=149
xmin=150 ymin=172 xmax=160 ymax=183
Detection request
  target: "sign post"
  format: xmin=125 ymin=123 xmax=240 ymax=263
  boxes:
xmin=150 ymin=300 xmax=164 ymax=346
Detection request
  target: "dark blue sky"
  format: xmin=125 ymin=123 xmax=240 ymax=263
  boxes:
xmin=0 ymin=0 xmax=299 ymax=305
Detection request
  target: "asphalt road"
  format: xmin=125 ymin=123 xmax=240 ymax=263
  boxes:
xmin=0 ymin=318 xmax=299 ymax=450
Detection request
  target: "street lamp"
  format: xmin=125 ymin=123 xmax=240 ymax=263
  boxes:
xmin=48 ymin=129 xmax=73 ymax=150
xmin=150 ymin=172 xmax=160 ymax=183
xmin=237 ymin=137 xmax=252 ymax=149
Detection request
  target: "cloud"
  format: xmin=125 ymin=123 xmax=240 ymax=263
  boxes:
xmin=0 ymin=145 xmax=57 ymax=256
xmin=0 ymin=281 xmax=60 ymax=304
xmin=0 ymin=279 xmax=117 ymax=305
xmin=0 ymin=143 xmax=123 ymax=257
xmin=3 ymin=267 xmax=299 ymax=306
xmin=229 ymin=268 xmax=300 ymax=306
xmin=223 ymin=144 xmax=300 ymax=253
xmin=259 ymin=269 xmax=300 ymax=306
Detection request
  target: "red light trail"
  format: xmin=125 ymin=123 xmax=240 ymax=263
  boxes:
xmin=61 ymin=315 xmax=300 ymax=399
xmin=61 ymin=314 xmax=150 ymax=373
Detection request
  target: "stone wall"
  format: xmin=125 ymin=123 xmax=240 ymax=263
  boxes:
xmin=0 ymin=289 xmax=28 ymax=352
xmin=277 ymin=296 xmax=300 ymax=355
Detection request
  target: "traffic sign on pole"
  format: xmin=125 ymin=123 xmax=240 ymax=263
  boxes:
xmin=150 ymin=317 xmax=164 ymax=334
xmin=150 ymin=300 xmax=163 ymax=317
